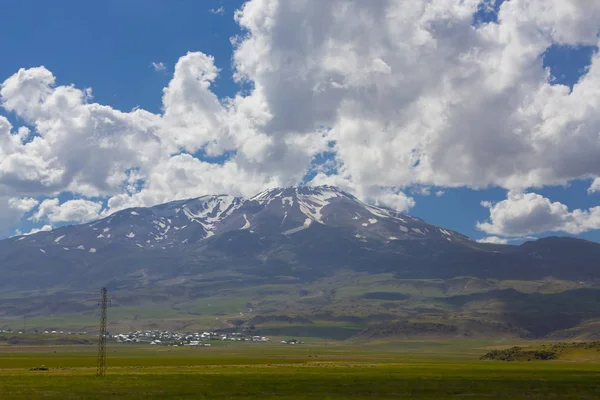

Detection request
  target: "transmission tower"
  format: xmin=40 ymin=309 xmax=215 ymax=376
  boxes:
xmin=96 ymin=287 xmax=110 ymax=377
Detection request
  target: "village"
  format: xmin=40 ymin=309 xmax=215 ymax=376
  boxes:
xmin=0 ymin=328 xmax=309 ymax=347
xmin=112 ymin=330 xmax=271 ymax=346
xmin=0 ymin=328 xmax=89 ymax=335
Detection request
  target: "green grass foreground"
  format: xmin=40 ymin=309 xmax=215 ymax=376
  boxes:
xmin=1 ymin=340 xmax=600 ymax=399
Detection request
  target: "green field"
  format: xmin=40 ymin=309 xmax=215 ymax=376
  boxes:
xmin=1 ymin=339 xmax=600 ymax=399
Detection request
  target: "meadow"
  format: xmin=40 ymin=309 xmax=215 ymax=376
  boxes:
xmin=1 ymin=338 xmax=600 ymax=399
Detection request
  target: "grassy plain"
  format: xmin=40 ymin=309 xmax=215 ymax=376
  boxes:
xmin=1 ymin=339 xmax=600 ymax=399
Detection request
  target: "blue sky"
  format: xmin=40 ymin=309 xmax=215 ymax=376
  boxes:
xmin=1 ymin=0 xmax=600 ymax=244
xmin=0 ymin=0 xmax=244 ymax=114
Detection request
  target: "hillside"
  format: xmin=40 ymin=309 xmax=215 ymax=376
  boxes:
xmin=481 ymin=342 xmax=600 ymax=361
xmin=0 ymin=186 xmax=599 ymax=339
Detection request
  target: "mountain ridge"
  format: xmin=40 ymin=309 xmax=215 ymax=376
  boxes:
xmin=9 ymin=185 xmax=470 ymax=251
xmin=1 ymin=185 xmax=599 ymax=340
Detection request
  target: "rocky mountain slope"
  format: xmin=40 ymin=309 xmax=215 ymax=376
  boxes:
xmin=7 ymin=186 xmax=466 ymax=252
xmin=1 ymin=185 xmax=599 ymax=339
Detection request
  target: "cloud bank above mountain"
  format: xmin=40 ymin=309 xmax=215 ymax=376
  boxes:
xmin=2 ymin=0 xmax=600 ymax=238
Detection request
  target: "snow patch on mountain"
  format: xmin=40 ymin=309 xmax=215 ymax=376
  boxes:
xmin=283 ymin=219 xmax=312 ymax=235
xmin=440 ymin=228 xmax=452 ymax=237
xmin=298 ymin=200 xmax=324 ymax=223
xmin=365 ymin=205 xmax=392 ymax=219
xmin=296 ymin=186 xmax=346 ymax=223
xmin=250 ymin=188 xmax=275 ymax=202
xmin=240 ymin=215 xmax=251 ymax=230
xmin=281 ymin=197 xmax=294 ymax=208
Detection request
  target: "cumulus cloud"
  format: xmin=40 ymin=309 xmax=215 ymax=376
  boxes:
xmin=31 ymin=198 xmax=103 ymax=223
xmin=370 ymin=188 xmax=416 ymax=213
xmin=3 ymin=0 xmax=600 ymax=236
xmin=233 ymin=0 xmax=600 ymax=191
xmin=477 ymin=191 xmax=600 ymax=236
xmin=161 ymin=52 xmax=230 ymax=154
xmin=152 ymin=62 xmax=167 ymax=72
xmin=477 ymin=236 xmax=509 ymax=245
xmin=588 ymin=178 xmax=600 ymax=193
xmin=0 ymin=196 xmax=33 ymax=236
xmin=22 ymin=224 xmax=52 ymax=236
xmin=8 ymin=197 xmax=39 ymax=213
xmin=0 ymin=66 xmax=164 ymax=198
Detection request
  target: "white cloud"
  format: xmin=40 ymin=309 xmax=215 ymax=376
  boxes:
xmin=209 ymin=6 xmax=225 ymax=15
xmin=152 ymin=62 xmax=167 ymax=72
xmin=161 ymin=52 xmax=230 ymax=154
xmin=3 ymin=0 xmax=600 ymax=235
xmin=413 ymin=187 xmax=432 ymax=196
xmin=22 ymin=224 xmax=52 ymax=236
xmin=477 ymin=191 xmax=600 ymax=236
xmin=435 ymin=190 xmax=445 ymax=197
xmin=588 ymin=178 xmax=600 ymax=193
xmin=8 ymin=197 xmax=39 ymax=213
xmin=0 ymin=196 xmax=32 ymax=235
xmin=1 ymin=66 xmax=164 ymax=198
xmin=371 ymin=188 xmax=416 ymax=212
xmin=477 ymin=236 xmax=509 ymax=245
xmin=233 ymin=0 xmax=600 ymax=192
xmin=31 ymin=198 xmax=103 ymax=223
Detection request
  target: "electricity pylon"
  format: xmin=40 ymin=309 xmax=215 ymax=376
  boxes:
xmin=96 ymin=287 xmax=110 ymax=377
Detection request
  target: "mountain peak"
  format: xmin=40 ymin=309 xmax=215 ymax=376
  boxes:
xmin=249 ymin=185 xmax=352 ymax=202
xmin=12 ymin=185 xmax=469 ymax=252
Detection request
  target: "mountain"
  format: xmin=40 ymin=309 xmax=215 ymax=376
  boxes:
xmin=1 ymin=185 xmax=600 ymax=340
xmin=6 ymin=186 xmax=466 ymax=251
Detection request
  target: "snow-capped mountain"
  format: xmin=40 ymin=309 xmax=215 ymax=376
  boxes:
xmin=2 ymin=185 xmax=600 ymax=333
xmin=218 ymin=186 xmax=468 ymax=242
xmin=2 ymin=184 xmax=599 ymax=297
xmin=8 ymin=195 xmax=243 ymax=252
xmin=9 ymin=186 xmax=467 ymax=253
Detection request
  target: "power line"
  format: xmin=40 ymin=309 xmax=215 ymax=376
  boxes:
xmin=96 ymin=287 xmax=110 ymax=377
